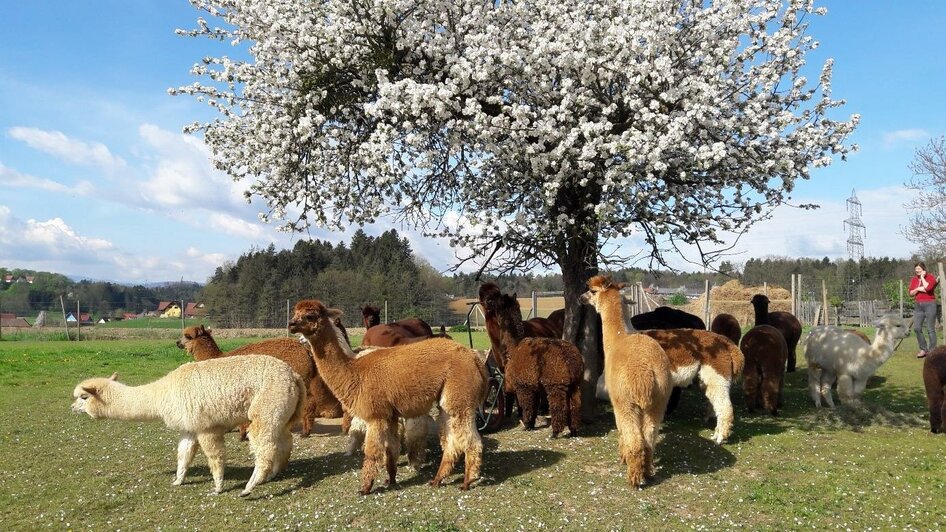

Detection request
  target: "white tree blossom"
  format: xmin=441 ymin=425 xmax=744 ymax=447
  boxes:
xmin=173 ymin=0 xmax=858 ymax=344
xmin=903 ymin=136 xmax=946 ymax=258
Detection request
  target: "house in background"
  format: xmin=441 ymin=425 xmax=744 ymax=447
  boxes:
xmin=0 ymin=314 xmax=31 ymax=329
xmin=157 ymin=301 xmax=182 ymax=318
xmin=122 ymin=312 xmax=139 ymax=320
xmin=184 ymin=302 xmax=207 ymax=318
xmin=65 ymin=312 xmax=93 ymax=325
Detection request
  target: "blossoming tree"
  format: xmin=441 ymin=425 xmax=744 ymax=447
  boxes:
xmin=174 ymin=0 xmax=858 ymax=416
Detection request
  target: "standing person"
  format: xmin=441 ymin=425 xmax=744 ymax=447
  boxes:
xmin=909 ymin=261 xmax=938 ymax=358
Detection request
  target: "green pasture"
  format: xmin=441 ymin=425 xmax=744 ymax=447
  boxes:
xmin=0 ymin=330 xmax=943 ymax=530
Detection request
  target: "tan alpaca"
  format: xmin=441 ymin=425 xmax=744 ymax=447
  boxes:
xmin=288 ymin=300 xmax=487 ymax=494
xmin=581 ymin=275 xmax=673 ymax=488
xmin=71 ymin=356 xmax=305 ymax=496
xmin=176 ymin=325 xmax=343 ymax=438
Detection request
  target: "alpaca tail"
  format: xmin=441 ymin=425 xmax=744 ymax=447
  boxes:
xmin=730 ymin=344 xmax=746 ymax=378
xmin=289 ymin=373 xmax=307 ymax=428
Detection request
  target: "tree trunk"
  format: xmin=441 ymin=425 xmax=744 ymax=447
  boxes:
xmin=559 ymin=231 xmax=601 ymax=424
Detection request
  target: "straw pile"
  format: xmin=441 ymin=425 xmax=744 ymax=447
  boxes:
xmin=681 ymin=280 xmax=793 ymax=327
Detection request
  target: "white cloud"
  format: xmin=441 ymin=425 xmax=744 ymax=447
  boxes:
xmin=7 ymin=127 xmax=126 ymax=172
xmin=0 ymin=161 xmax=93 ymax=195
xmin=883 ymin=129 xmax=929 ymax=148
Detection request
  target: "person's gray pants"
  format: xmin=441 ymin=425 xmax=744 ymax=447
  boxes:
xmin=913 ymin=301 xmax=938 ymax=351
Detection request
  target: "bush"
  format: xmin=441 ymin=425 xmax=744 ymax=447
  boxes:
xmin=668 ymin=293 xmax=688 ymax=306
xmin=449 ymin=323 xmax=471 ymax=333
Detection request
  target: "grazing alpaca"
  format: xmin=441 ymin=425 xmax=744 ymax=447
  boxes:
xmin=739 ymin=325 xmax=787 ymax=415
xmin=750 ymin=294 xmax=802 ymax=372
xmin=289 ymin=300 xmax=487 ymax=494
xmin=176 ymin=326 xmax=342 ymax=438
xmin=631 ymin=306 xmax=706 ymax=331
xmin=493 ymin=292 xmax=583 ymax=436
xmin=922 ymin=347 xmax=946 ymax=433
xmin=360 ymin=304 xmax=434 ymax=347
xmin=71 ymin=356 xmax=305 ymax=496
xmin=638 ymin=329 xmax=745 ymax=444
xmin=711 ymin=313 xmax=742 ymax=346
xmin=804 ymin=316 xmax=912 ymax=407
xmin=581 ymin=275 xmax=673 ymax=487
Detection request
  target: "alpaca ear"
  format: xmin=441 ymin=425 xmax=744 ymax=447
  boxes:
xmin=109 ymin=372 xmax=118 ymax=381
xmin=328 ymin=308 xmax=344 ymax=319
xmin=81 ymin=386 xmax=99 ymax=397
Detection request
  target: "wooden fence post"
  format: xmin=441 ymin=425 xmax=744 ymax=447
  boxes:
xmin=899 ymin=279 xmax=903 ymax=319
xmin=791 ymin=274 xmax=796 ymax=316
xmin=822 ymin=280 xmax=829 ymax=326
xmin=703 ymin=279 xmax=710 ymax=329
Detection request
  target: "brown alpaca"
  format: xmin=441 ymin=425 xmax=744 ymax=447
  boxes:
xmin=547 ymin=308 xmax=566 ymax=337
xmin=740 ymin=324 xmax=787 ymax=415
xmin=638 ymin=329 xmax=745 ymax=444
xmin=360 ymin=304 xmax=434 ymax=347
xmin=289 ymin=300 xmax=487 ymax=494
xmin=581 ymin=275 xmax=673 ymax=488
xmin=493 ymin=292 xmax=583 ymax=437
xmin=479 ymin=283 xmax=562 ymax=367
xmin=750 ymin=294 xmax=802 ymax=372
xmin=710 ymin=313 xmax=742 ymax=346
xmin=176 ymin=326 xmax=342 ymax=438
xmin=922 ymin=347 xmax=946 ymax=433
xmin=631 ymin=306 xmax=706 ymax=331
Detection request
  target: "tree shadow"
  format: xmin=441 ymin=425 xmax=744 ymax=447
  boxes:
xmin=649 ymin=431 xmax=737 ymax=485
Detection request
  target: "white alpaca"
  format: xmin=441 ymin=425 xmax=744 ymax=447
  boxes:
xmin=804 ymin=315 xmax=912 ymax=407
xmin=71 ymin=355 xmax=306 ymax=495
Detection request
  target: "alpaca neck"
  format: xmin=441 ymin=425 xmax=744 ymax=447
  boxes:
xmin=752 ymin=303 xmax=769 ymax=326
xmin=858 ymin=330 xmax=899 ymax=375
xmin=596 ymin=291 xmax=629 ymax=355
xmin=100 ymin=381 xmax=164 ymax=421
xmin=303 ymin=322 xmax=359 ymax=407
xmin=190 ymin=336 xmax=223 ymax=361
xmin=496 ymin=314 xmax=525 ymax=353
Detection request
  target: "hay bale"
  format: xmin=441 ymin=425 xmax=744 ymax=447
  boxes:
xmin=681 ymin=280 xmax=794 ymax=327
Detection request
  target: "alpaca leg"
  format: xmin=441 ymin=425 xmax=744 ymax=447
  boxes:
xmin=808 ymin=365 xmax=823 ymax=407
xmin=515 ymin=387 xmax=538 ymax=429
xmin=345 ymin=416 xmax=368 ymax=456
xmin=242 ymin=426 xmax=278 ymax=496
xmin=821 ymin=372 xmax=837 ymax=409
xmin=567 ymin=384 xmax=582 ymax=436
xmin=837 ymin=374 xmax=856 ymax=405
xmin=381 ymin=418 xmax=401 ymax=487
xmin=705 ymin=383 xmax=734 ymax=444
xmin=642 ymin=411 xmax=661 ymax=479
xmin=403 ymin=416 xmax=429 ymax=471
xmin=431 ymin=413 xmax=460 ymax=488
xmin=545 ymin=386 xmax=569 ymax=437
xmin=196 ymin=431 xmax=227 ymax=494
xmin=173 ymin=433 xmax=199 ymax=486
xmin=615 ymin=405 xmax=647 ymax=487
xmin=271 ymin=426 xmax=293 ymax=479
xmin=936 ymin=394 xmax=946 ymax=434
xmin=341 ymin=409 xmax=353 ymax=435
xmin=742 ymin=366 xmax=761 ymax=413
xmin=301 ymin=397 xmax=317 ymax=438
xmin=760 ymin=373 xmax=781 ymax=415
xmin=459 ymin=414 xmax=484 ymax=490
xmin=359 ymin=422 xmax=386 ymax=495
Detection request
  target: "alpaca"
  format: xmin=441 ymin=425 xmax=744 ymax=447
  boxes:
xmin=289 ymin=300 xmax=487 ymax=494
xmin=638 ymin=329 xmax=745 ymax=444
xmin=176 ymin=325 xmax=343 ymax=438
xmin=494 ymin=292 xmax=583 ymax=437
xmin=581 ymin=275 xmax=673 ymax=487
xmin=479 ymin=283 xmax=562 ymax=367
xmin=750 ymin=294 xmax=802 ymax=372
xmin=804 ymin=316 xmax=912 ymax=407
xmin=71 ymin=356 xmax=305 ymax=496
xmin=710 ymin=313 xmax=742 ymax=346
xmin=631 ymin=306 xmax=706 ymax=331
xmin=922 ymin=347 xmax=946 ymax=433
xmin=547 ymin=308 xmax=566 ymax=338
xmin=360 ymin=304 xmax=434 ymax=347
xmin=739 ymin=325 xmax=787 ymax=415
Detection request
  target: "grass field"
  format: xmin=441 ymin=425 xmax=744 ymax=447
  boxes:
xmin=0 ymin=330 xmax=943 ymax=530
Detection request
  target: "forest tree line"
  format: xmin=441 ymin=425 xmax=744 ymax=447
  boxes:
xmin=1 ymin=230 xmax=930 ymax=324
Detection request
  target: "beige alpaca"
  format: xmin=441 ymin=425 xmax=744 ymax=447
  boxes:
xmin=288 ymin=300 xmax=487 ymax=494
xmin=177 ymin=325 xmax=342 ymax=437
xmin=71 ymin=356 xmax=305 ymax=496
xmin=581 ymin=275 xmax=673 ymax=487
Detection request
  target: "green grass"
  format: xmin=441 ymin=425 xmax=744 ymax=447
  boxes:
xmin=0 ymin=331 xmax=943 ymax=530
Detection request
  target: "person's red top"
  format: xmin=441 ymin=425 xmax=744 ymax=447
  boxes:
xmin=910 ymin=273 xmax=938 ymax=302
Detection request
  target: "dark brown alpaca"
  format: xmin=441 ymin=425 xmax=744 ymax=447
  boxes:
xmin=547 ymin=308 xmax=565 ymax=337
xmin=711 ymin=313 xmax=742 ymax=346
xmin=749 ymin=294 xmax=802 ymax=372
xmin=922 ymin=347 xmax=946 ymax=433
xmin=631 ymin=306 xmax=706 ymax=331
xmin=494 ymin=293 xmax=583 ymax=436
xmin=740 ymin=301 xmax=788 ymax=415
xmin=360 ymin=304 xmax=434 ymax=347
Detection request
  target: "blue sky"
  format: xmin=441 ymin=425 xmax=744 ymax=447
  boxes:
xmin=1 ymin=1 xmax=944 ymax=283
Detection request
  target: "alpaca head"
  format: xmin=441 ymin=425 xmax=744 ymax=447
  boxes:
xmin=71 ymin=372 xmax=119 ymax=418
xmin=289 ymin=300 xmax=344 ymax=341
xmin=875 ymin=315 xmax=912 ymax=341
xmin=750 ymin=294 xmax=770 ymax=310
xmin=360 ymin=305 xmax=381 ymax=328
xmin=495 ymin=292 xmax=527 ymax=340
xmin=580 ymin=275 xmax=625 ymax=310
xmin=176 ymin=325 xmax=212 ymax=353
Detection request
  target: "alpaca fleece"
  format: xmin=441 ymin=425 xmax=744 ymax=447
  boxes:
xmin=582 ymin=275 xmax=673 ymax=488
xmin=494 ymin=292 xmax=583 ymax=437
xmin=289 ymin=300 xmax=487 ymax=494
xmin=71 ymin=355 xmax=305 ymax=496
xmin=750 ymin=294 xmax=802 ymax=372
xmin=638 ymin=328 xmax=744 ymax=443
xmin=804 ymin=316 xmax=912 ymax=407
xmin=740 ymin=325 xmax=788 ymax=415
xmin=710 ymin=313 xmax=742 ymax=346
xmin=922 ymin=347 xmax=946 ymax=433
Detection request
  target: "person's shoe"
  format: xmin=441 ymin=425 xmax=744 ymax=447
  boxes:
xmin=917 ymin=350 xmax=927 ymax=359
